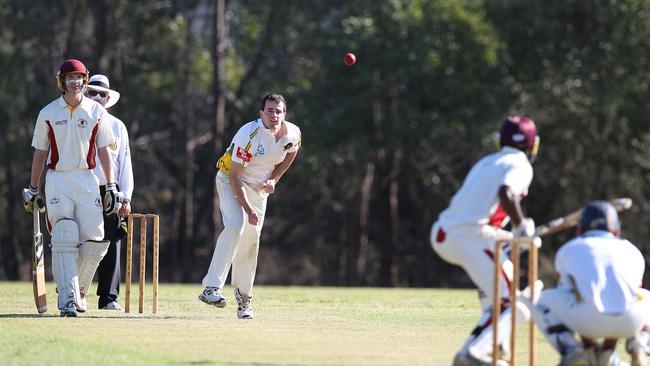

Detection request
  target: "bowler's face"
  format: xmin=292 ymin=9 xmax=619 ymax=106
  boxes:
xmin=260 ymin=101 xmax=285 ymax=130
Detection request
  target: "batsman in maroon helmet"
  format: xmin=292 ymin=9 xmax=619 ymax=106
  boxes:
xmin=430 ymin=116 xmax=541 ymax=365
xmin=22 ymin=59 xmax=119 ymax=317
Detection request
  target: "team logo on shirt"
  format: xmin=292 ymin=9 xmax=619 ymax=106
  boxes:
xmin=255 ymin=145 xmax=265 ymax=157
xmin=283 ymin=142 xmax=293 ymax=151
xmin=77 ymin=119 xmax=88 ymax=128
xmin=109 ymin=140 xmax=119 ymax=151
xmin=49 ymin=198 xmax=60 ymax=205
xmin=54 ymin=120 xmax=68 ymax=126
xmin=236 ymin=146 xmax=252 ymax=162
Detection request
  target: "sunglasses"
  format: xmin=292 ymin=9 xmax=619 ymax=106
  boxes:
xmin=87 ymin=90 xmax=107 ymax=98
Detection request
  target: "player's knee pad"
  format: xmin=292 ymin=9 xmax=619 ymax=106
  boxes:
xmin=51 ymin=219 xmax=79 ymax=252
xmin=50 ymin=219 xmax=80 ymax=309
xmin=77 ymin=240 xmax=110 ymax=295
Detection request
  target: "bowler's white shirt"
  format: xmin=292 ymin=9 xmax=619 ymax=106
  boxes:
xmin=92 ymin=112 xmax=134 ymax=200
xmin=31 ymin=96 xmax=112 ymax=171
xmin=555 ymin=231 xmax=645 ymax=314
xmin=219 ymin=118 xmax=301 ymax=184
xmin=437 ymin=147 xmax=533 ymax=230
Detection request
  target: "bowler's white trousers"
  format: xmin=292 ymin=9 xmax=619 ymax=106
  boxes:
xmin=202 ymin=174 xmax=267 ymax=296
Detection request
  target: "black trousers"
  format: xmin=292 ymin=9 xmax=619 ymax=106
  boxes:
xmin=96 ymin=185 xmax=127 ymax=308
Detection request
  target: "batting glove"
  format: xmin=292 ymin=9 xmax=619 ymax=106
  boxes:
xmin=513 ymin=217 xmax=535 ymax=238
xmin=22 ymin=185 xmax=45 ymax=214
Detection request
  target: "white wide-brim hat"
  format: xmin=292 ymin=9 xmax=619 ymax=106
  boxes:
xmin=87 ymin=74 xmax=120 ymax=109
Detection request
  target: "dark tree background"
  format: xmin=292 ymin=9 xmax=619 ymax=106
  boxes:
xmin=1 ymin=0 xmax=649 ymax=287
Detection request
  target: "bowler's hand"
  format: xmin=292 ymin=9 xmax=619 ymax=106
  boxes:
xmin=262 ymin=179 xmax=276 ymax=194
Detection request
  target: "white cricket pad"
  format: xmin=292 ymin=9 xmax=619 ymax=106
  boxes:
xmin=467 ymin=298 xmax=533 ymax=359
xmin=51 ymin=219 xmax=80 ymax=310
xmin=77 ymin=240 xmax=110 ymax=295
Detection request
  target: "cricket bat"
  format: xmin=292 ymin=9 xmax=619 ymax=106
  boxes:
xmin=32 ymin=201 xmax=47 ymax=314
xmin=535 ymin=197 xmax=633 ymax=237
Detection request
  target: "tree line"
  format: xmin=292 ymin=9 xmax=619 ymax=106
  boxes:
xmin=1 ymin=0 xmax=649 ymax=287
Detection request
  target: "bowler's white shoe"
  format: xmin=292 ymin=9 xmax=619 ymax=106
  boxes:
xmin=234 ymin=288 xmax=253 ymax=319
xmin=198 ymin=287 xmax=227 ymax=308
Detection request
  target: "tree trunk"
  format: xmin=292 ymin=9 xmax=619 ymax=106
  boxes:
xmin=355 ymin=161 xmax=374 ymax=285
xmin=372 ymin=92 xmax=401 ymax=287
xmin=212 ymin=0 xmax=227 ymax=236
xmin=182 ymin=14 xmax=197 ymax=282
xmin=90 ymin=0 xmax=109 ymax=71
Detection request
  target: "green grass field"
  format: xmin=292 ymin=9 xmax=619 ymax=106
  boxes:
xmin=0 ymin=282 xmax=569 ymax=365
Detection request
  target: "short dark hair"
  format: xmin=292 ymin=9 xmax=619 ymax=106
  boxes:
xmin=260 ymin=93 xmax=286 ymax=112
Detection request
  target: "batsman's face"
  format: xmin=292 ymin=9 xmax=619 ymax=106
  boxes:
xmin=260 ymin=101 xmax=286 ymax=130
xmin=64 ymin=73 xmax=85 ymax=94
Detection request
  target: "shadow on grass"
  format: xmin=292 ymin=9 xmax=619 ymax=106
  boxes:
xmin=0 ymin=313 xmax=226 ymax=320
xmin=0 ymin=313 xmax=56 ymax=318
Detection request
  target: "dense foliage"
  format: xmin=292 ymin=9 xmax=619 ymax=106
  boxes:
xmin=1 ymin=0 xmax=648 ymax=287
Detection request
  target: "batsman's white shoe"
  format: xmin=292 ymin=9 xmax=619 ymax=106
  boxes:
xmin=76 ymin=293 xmax=87 ymax=313
xmin=234 ymin=288 xmax=253 ymax=319
xmin=198 ymin=287 xmax=227 ymax=308
xmin=60 ymin=301 xmax=78 ymax=317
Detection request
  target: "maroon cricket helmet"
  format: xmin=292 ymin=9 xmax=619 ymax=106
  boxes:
xmin=499 ymin=115 xmax=538 ymax=152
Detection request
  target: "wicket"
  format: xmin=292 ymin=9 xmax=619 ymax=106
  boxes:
xmin=492 ymin=237 xmax=538 ymax=366
xmin=125 ymin=213 xmax=160 ymax=314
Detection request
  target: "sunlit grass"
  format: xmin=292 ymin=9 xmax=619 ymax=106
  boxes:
xmin=0 ymin=282 xmax=564 ymax=365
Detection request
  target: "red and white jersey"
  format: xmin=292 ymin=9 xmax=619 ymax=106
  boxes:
xmin=31 ymin=96 xmax=113 ymax=171
xmin=437 ymin=146 xmax=533 ymax=230
xmin=555 ymin=231 xmax=645 ymax=314
xmin=92 ymin=112 xmax=134 ymax=200
xmin=220 ymin=118 xmax=301 ymax=184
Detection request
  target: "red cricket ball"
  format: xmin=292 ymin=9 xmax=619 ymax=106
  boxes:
xmin=344 ymin=53 xmax=356 ymax=66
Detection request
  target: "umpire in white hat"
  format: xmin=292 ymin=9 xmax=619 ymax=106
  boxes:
xmin=86 ymin=74 xmax=134 ymax=310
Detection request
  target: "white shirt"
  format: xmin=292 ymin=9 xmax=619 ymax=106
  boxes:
xmin=437 ymin=147 xmax=533 ymax=230
xmin=92 ymin=112 xmax=134 ymax=200
xmin=31 ymin=96 xmax=113 ymax=171
xmin=219 ymin=118 xmax=301 ymax=184
xmin=555 ymin=231 xmax=645 ymax=314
